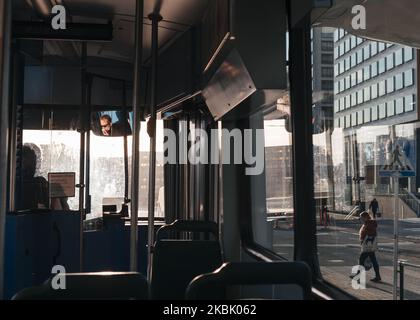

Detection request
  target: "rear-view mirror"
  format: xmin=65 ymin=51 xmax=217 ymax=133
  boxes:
xmin=91 ymin=111 xmax=132 ymax=137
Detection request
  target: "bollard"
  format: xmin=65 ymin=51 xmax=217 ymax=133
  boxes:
xmin=399 ymin=262 xmax=404 ymax=300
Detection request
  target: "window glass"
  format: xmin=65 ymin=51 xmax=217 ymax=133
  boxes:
xmin=363 ymin=66 xmax=370 ymax=81
xmin=322 ymin=67 xmax=334 ymax=77
xmin=378 ymin=58 xmax=386 ymax=74
xmin=357 ymin=110 xmax=364 ymax=125
xmin=404 ymin=69 xmax=414 ymax=87
xmin=371 ymin=61 xmax=378 ymax=77
xmin=318 ymin=28 xmax=419 ymax=300
xmin=22 ymin=130 xmax=80 ymax=211
xmin=378 ymin=42 xmax=386 ymax=52
xmin=350 ymin=53 xmax=356 ymax=68
xmin=387 ymin=77 xmax=394 ymax=93
xmin=351 ymin=72 xmax=357 ymax=87
xmin=371 ymin=42 xmax=378 ymax=55
xmin=387 ymin=101 xmax=395 ymax=117
xmin=395 ymin=73 xmax=404 ymax=90
xmin=263 ymin=118 xmax=294 ymax=259
xmin=356 ymin=50 xmax=363 ymax=64
xmin=378 ymin=80 xmax=386 ymax=97
xmin=386 ymin=53 xmax=394 ymax=70
xmin=405 ymin=95 xmax=415 ymax=112
xmin=371 ymin=105 xmax=378 ymax=120
xmin=378 ymin=103 xmax=386 ymax=119
xmin=357 ymin=69 xmax=363 ymax=84
xmin=371 ymin=83 xmax=378 ymax=99
xmin=364 ymin=86 xmax=371 ymax=101
xmin=322 ymin=80 xmax=334 ymax=90
xmin=350 ymin=36 xmax=356 ymax=49
xmin=363 ymin=108 xmax=371 ymax=123
xmin=396 ymin=97 xmax=404 ymax=114
xmin=321 ymin=40 xmax=334 ymax=51
xmin=345 ymin=75 xmax=351 ymax=88
xmin=351 ymin=92 xmax=357 ymax=107
xmin=395 ymin=48 xmax=404 ymax=66
xmin=322 ymin=53 xmax=334 ymax=64
xmin=404 ymin=47 xmax=414 ymax=62
xmin=357 ymin=90 xmax=364 ymax=105
xmin=345 ymin=57 xmax=350 ymax=71
xmin=89 ymin=118 xmax=165 ymax=219
xmin=351 ymin=113 xmax=357 ymax=126
xmin=363 ymin=45 xmax=370 ymax=60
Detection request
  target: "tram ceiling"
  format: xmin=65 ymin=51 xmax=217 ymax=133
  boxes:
xmin=12 ymin=0 xmax=209 ymax=64
xmin=13 ymin=0 xmax=290 ymax=121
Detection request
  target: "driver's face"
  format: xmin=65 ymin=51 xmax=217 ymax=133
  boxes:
xmin=101 ymin=118 xmax=112 ymax=135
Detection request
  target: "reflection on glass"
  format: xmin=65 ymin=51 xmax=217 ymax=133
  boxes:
xmin=315 ymin=26 xmax=420 ymax=299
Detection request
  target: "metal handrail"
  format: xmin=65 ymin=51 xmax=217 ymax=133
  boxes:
xmin=344 ymin=205 xmax=360 ymax=220
xmin=398 ymin=260 xmax=420 ymax=300
xmin=400 ymin=189 xmax=420 ymax=217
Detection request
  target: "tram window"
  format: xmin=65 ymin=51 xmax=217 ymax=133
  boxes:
xmin=88 ymin=117 xmax=165 ymax=219
xmin=314 ymin=25 xmax=420 ymax=299
xmin=259 ymin=118 xmax=294 ymax=260
xmin=22 ymin=129 xmax=80 ymax=211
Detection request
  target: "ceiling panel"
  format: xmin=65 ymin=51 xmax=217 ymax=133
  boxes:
xmin=13 ymin=0 xmax=210 ymax=63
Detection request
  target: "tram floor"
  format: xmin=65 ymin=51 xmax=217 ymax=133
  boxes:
xmin=272 ymin=218 xmax=420 ymax=300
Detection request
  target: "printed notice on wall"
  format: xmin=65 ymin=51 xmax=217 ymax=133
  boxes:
xmin=48 ymin=173 xmax=76 ymax=198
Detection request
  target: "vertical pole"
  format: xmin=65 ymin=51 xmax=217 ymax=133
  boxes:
xmin=393 ymin=174 xmax=399 ymax=300
xmin=130 ymin=0 xmax=144 ymax=272
xmin=85 ymin=76 xmax=92 ymax=215
xmin=399 ymin=262 xmax=404 ymax=300
xmin=78 ymin=42 xmax=87 ymax=272
xmin=0 ymin=0 xmax=11 ymax=299
xmin=122 ymin=82 xmax=129 ymax=204
xmin=147 ymin=12 xmax=162 ymax=280
xmin=288 ymin=10 xmax=320 ymax=276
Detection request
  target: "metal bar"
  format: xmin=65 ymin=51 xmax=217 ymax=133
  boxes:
xmin=399 ymin=262 xmax=404 ymax=300
xmin=400 ymin=261 xmax=420 ymax=269
xmin=393 ymin=174 xmax=399 ymax=300
xmin=130 ymin=0 xmax=144 ymax=272
xmin=84 ymin=75 xmax=92 ymax=215
xmin=122 ymin=81 xmax=129 ymax=202
xmin=0 ymin=0 xmax=12 ymax=299
xmin=288 ymin=9 xmax=320 ymax=277
xmin=9 ymin=42 xmax=25 ymax=212
xmin=146 ymin=12 xmax=162 ymax=280
xmin=78 ymin=42 xmax=88 ymax=272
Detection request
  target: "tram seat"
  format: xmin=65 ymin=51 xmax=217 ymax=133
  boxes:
xmin=186 ymin=261 xmax=312 ymax=300
xmin=150 ymin=220 xmax=223 ymax=300
xmin=12 ymin=272 xmax=148 ymax=300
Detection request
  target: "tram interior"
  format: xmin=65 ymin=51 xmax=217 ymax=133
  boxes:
xmin=1 ymin=0 xmax=420 ymax=301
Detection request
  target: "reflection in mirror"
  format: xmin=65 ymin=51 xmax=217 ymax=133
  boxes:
xmin=91 ymin=111 xmax=132 ymax=137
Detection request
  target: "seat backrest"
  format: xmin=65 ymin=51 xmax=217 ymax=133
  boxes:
xmin=155 ymin=220 xmax=219 ymax=241
xmin=12 ymin=272 xmax=148 ymax=300
xmin=186 ymin=261 xmax=312 ymax=300
xmin=151 ymin=240 xmax=222 ymax=300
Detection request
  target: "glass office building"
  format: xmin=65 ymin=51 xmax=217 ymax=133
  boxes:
xmin=327 ymin=29 xmax=419 ymax=213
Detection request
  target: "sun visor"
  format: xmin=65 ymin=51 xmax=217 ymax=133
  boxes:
xmin=201 ymin=0 xmax=288 ymax=121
